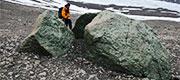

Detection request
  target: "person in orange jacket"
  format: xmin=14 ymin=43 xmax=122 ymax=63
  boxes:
xmin=62 ymin=3 xmax=72 ymax=30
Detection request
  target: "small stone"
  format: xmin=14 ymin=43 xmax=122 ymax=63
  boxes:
xmin=52 ymin=72 xmax=56 ymax=76
xmin=6 ymin=57 xmax=13 ymax=62
xmin=79 ymin=69 xmax=86 ymax=76
xmin=0 ymin=49 xmax=3 ymax=52
xmin=9 ymin=43 xmax=15 ymax=47
xmin=83 ymin=61 xmax=90 ymax=65
xmin=24 ymin=60 xmax=30 ymax=64
xmin=24 ymin=56 xmax=28 ymax=60
xmin=65 ymin=67 xmax=69 ymax=73
xmin=72 ymin=45 xmax=74 ymax=48
xmin=40 ymin=77 xmax=46 ymax=80
xmin=8 ymin=72 xmax=13 ymax=75
xmin=0 ymin=61 xmax=6 ymax=66
xmin=26 ymin=64 xmax=33 ymax=70
xmin=30 ymin=71 xmax=34 ymax=74
xmin=60 ymin=77 xmax=66 ymax=80
xmin=17 ymin=61 xmax=22 ymax=64
xmin=69 ymin=77 xmax=73 ymax=80
xmin=15 ymin=74 xmax=20 ymax=78
xmin=16 ymin=43 xmax=19 ymax=46
xmin=176 ymin=72 xmax=179 ymax=75
xmin=39 ymin=72 xmax=47 ymax=76
xmin=39 ymin=64 xmax=44 ymax=68
xmin=18 ymin=19 xmax=22 ymax=22
xmin=35 ymin=60 xmax=40 ymax=66
xmin=43 ymin=68 xmax=48 ymax=71
xmin=88 ymin=74 xmax=99 ymax=80
xmin=30 ymin=75 xmax=35 ymax=79
xmin=127 ymin=75 xmax=134 ymax=78
xmin=34 ymin=55 xmax=38 ymax=59
xmin=142 ymin=78 xmax=150 ymax=80
xmin=62 ymin=73 xmax=65 ymax=76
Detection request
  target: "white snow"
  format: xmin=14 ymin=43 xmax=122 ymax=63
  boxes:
xmin=69 ymin=0 xmax=180 ymax=12
xmin=70 ymin=5 xmax=101 ymax=13
xmin=118 ymin=13 xmax=180 ymax=22
xmin=4 ymin=0 xmax=180 ymax=22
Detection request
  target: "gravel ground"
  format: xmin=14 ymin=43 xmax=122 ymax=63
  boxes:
xmin=0 ymin=1 xmax=180 ymax=80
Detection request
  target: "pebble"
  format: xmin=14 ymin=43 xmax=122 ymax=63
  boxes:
xmin=30 ymin=71 xmax=34 ymax=74
xmin=0 ymin=49 xmax=3 ymax=52
xmin=142 ymin=78 xmax=150 ymax=80
xmin=88 ymin=74 xmax=99 ymax=80
xmin=8 ymin=72 xmax=13 ymax=75
xmin=34 ymin=55 xmax=39 ymax=59
xmin=43 ymin=68 xmax=48 ymax=71
xmin=15 ymin=74 xmax=20 ymax=78
xmin=9 ymin=43 xmax=15 ymax=47
xmin=35 ymin=60 xmax=40 ymax=65
xmin=30 ymin=75 xmax=35 ymax=79
xmin=39 ymin=72 xmax=47 ymax=76
xmin=0 ymin=61 xmax=6 ymax=66
xmin=24 ymin=56 xmax=28 ymax=60
xmin=65 ymin=67 xmax=70 ymax=72
xmin=18 ymin=19 xmax=22 ymax=22
xmin=52 ymin=72 xmax=56 ymax=76
xmin=6 ymin=57 xmax=14 ymax=62
xmin=83 ymin=61 xmax=90 ymax=65
xmin=127 ymin=75 xmax=134 ymax=78
xmin=26 ymin=64 xmax=33 ymax=70
xmin=40 ymin=77 xmax=46 ymax=80
xmin=61 ymin=73 xmax=65 ymax=76
xmin=16 ymin=43 xmax=19 ymax=46
xmin=17 ymin=61 xmax=22 ymax=64
xmin=176 ymin=72 xmax=179 ymax=75
xmin=79 ymin=69 xmax=86 ymax=76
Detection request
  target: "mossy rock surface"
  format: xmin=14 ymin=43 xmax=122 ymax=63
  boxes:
xmin=84 ymin=10 xmax=171 ymax=80
xmin=20 ymin=10 xmax=74 ymax=56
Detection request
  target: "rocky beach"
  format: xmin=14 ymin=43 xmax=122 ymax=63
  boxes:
xmin=0 ymin=1 xmax=180 ymax=80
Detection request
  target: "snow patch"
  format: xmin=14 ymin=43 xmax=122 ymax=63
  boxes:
xmin=4 ymin=0 xmax=180 ymax=22
xmin=70 ymin=0 xmax=180 ymax=12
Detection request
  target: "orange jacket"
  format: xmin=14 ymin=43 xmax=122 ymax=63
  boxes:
xmin=62 ymin=6 xmax=70 ymax=19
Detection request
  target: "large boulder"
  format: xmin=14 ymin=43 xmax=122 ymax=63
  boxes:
xmin=72 ymin=13 xmax=97 ymax=39
xmin=19 ymin=10 xmax=74 ymax=56
xmin=84 ymin=11 xmax=171 ymax=80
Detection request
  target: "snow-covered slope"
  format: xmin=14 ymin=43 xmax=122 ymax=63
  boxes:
xmin=70 ymin=0 xmax=180 ymax=12
xmin=4 ymin=0 xmax=180 ymax=22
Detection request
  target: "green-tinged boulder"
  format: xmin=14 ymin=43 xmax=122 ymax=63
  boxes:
xmin=72 ymin=13 xmax=97 ymax=39
xmin=19 ymin=10 xmax=74 ymax=56
xmin=84 ymin=11 xmax=171 ymax=80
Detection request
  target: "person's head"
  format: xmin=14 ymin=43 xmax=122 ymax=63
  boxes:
xmin=65 ymin=3 xmax=70 ymax=8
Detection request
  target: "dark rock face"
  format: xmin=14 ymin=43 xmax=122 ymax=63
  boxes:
xmin=72 ymin=13 xmax=97 ymax=39
xmin=19 ymin=10 xmax=74 ymax=56
xmin=84 ymin=11 xmax=171 ymax=80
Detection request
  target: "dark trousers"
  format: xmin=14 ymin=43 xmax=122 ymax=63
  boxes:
xmin=64 ymin=19 xmax=72 ymax=30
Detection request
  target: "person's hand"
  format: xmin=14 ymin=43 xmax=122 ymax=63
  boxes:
xmin=68 ymin=17 xmax=71 ymax=19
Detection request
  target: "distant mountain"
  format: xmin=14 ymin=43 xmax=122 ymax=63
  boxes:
xmin=160 ymin=0 xmax=180 ymax=4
